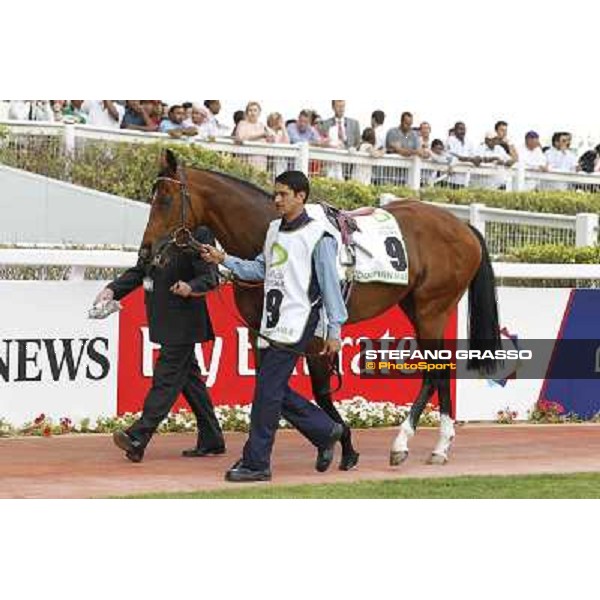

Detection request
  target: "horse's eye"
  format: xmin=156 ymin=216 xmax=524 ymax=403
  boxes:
xmin=158 ymin=195 xmax=172 ymax=207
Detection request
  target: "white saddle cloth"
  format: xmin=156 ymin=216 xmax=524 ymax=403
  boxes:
xmin=305 ymin=203 xmax=409 ymax=285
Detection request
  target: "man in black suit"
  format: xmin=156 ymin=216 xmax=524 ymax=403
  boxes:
xmin=94 ymin=226 xmax=225 ymax=462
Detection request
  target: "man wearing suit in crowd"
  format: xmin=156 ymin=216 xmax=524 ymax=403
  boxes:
xmin=319 ymin=100 xmax=361 ymax=149
xmin=93 ymin=226 xmax=225 ymax=463
xmin=319 ymin=100 xmax=361 ymax=180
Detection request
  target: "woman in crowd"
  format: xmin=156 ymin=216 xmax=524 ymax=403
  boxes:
xmin=50 ymin=100 xmax=66 ymax=122
xmin=266 ymin=112 xmax=289 ymax=144
xmin=235 ymin=102 xmax=273 ymax=143
xmin=231 ymin=110 xmax=245 ymax=136
xmin=235 ymin=101 xmax=273 ymax=170
xmin=266 ymin=112 xmax=290 ymax=175
xmin=355 ymin=127 xmax=385 ymax=185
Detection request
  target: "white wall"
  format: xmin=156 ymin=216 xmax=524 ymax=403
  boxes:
xmin=0 ymin=165 xmax=149 ymax=246
xmin=456 ymin=288 xmax=572 ymax=421
xmin=0 ymin=281 xmax=119 ymax=424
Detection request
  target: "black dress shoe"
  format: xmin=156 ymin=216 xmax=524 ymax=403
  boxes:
xmin=181 ymin=445 xmax=226 ymax=458
xmin=315 ymin=423 xmax=344 ymax=473
xmin=113 ymin=430 xmax=145 ymax=463
xmin=339 ymin=450 xmax=360 ymax=471
xmin=225 ymin=460 xmax=271 ymax=483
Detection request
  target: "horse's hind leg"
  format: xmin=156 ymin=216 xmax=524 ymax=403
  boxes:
xmin=306 ymin=342 xmax=360 ymax=471
xmin=391 ymin=295 xmax=457 ymax=466
xmin=428 ymin=363 xmax=455 ymax=465
xmin=390 ymin=375 xmax=436 ymax=465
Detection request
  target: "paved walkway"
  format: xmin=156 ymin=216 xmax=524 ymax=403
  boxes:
xmin=1 ymin=424 xmax=600 ymax=498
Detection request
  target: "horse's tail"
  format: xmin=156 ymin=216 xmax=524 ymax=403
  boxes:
xmin=467 ymin=225 xmax=501 ymax=374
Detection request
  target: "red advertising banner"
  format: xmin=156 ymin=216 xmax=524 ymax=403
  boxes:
xmin=117 ymin=285 xmax=457 ymax=414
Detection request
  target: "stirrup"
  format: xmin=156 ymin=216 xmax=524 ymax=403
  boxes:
xmin=339 ymin=245 xmax=356 ymax=267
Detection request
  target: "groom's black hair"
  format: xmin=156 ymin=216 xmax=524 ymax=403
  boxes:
xmin=275 ymin=170 xmax=310 ymax=203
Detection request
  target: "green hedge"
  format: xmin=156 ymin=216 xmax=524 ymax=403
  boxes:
xmin=504 ymin=244 xmax=600 ymax=264
xmin=0 ymin=138 xmax=274 ymax=203
xmin=1 ymin=135 xmax=600 ymax=214
xmin=419 ymin=188 xmax=600 ymax=215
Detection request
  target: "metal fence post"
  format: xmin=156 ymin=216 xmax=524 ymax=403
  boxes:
xmin=63 ymin=124 xmax=75 ymax=155
xmin=514 ymin=162 xmax=525 ymax=192
xmin=575 ymin=213 xmax=599 ymax=247
xmin=469 ymin=203 xmax=487 ymax=237
xmin=295 ymin=142 xmax=309 ymax=175
xmin=408 ymin=156 xmax=421 ymax=191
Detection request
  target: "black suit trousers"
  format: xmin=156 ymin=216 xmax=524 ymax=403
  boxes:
xmin=128 ymin=344 xmax=224 ymax=449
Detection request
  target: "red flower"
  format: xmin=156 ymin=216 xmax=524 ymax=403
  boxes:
xmin=43 ymin=426 xmax=52 ymax=437
xmin=538 ymin=400 xmax=549 ymax=411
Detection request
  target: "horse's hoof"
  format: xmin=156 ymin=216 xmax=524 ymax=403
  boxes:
xmin=339 ymin=451 xmax=360 ymax=471
xmin=390 ymin=450 xmax=409 ymax=466
xmin=427 ymin=453 xmax=448 ymax=465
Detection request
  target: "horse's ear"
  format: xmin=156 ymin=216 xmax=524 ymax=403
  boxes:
xmin=161 ymin=148 xmax=178 ymax=174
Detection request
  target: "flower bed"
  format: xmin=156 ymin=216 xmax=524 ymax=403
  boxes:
xmin=496 ymin=399 xmax=600 ymax=424
xmin=0 ymin=397 xmax=439 ymax=438
xmin=2 ymin=397 xmax=600 ymax=438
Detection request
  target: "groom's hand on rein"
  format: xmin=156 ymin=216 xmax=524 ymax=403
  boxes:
xmin=200 ymin=244 xmax=225 ymax=265
xmin=170 ymin=281 xmax=192 ymax=298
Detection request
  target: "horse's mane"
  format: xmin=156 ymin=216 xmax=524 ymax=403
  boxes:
xmin=187 ymin=167 xmax=272 ymax=202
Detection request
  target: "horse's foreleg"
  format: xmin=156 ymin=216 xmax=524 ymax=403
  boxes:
xmin=390 ymin=375 xmax=436 ymax=466
xmin=414 ymin=305 xmax=458 ymax=466
xmin=306 ymin=347 xmax=360 ymax=471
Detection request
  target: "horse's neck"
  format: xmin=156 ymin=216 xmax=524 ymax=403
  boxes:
xmin=189 ymin=171 xmax=275 ymax=259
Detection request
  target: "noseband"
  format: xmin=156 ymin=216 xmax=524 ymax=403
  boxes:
xmin=145 ymin=167 xmax=202 ymax=268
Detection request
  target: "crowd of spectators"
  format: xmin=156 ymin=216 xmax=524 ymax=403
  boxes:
xmin=3 ymin=100 xmax=600 ymax=186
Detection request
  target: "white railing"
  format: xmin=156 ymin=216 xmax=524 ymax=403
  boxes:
xmin=2 ymin=248 xmax=600 ymax=284
xmin=3 ymin=120 xmax=600 ymax=193
xmin=380 ymin=197 xmax=597 ymax=253
xmin=1 ymin=121 xmax=599 ymax=253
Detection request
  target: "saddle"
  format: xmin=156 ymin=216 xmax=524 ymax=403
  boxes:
xmin=318 ymin=202 xmax=376 ymax=267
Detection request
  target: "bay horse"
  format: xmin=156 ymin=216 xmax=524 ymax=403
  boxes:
xmin=140 ymin=149 xmax=501 ymax=468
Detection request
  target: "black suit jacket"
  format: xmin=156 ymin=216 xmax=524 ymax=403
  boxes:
xmin=108 ymin=227 xmax=217 ymax=345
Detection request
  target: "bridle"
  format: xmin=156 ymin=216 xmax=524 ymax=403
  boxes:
xmin=145 ymin=167 xmax=202 ymax=268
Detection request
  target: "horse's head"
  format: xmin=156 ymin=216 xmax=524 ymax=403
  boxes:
xmin=140 ymin=148 xmax=205 ymax=268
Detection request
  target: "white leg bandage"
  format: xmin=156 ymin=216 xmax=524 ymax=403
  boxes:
xmin=392 ymin=419 xmax=415 ymax=453
xmin=432 ymin=414 xmax=455 ymax=458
